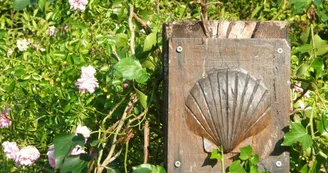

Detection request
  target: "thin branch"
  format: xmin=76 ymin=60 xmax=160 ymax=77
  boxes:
xmin=128 ymin=4 xmax=135 ymax=55
xmin=190 ymin=0 xmax=223 ymax=37
xmin=133 ymin=13 xmax=152 ymax=34
xmin=112 ymin=51 xmax=121 ymax=61
xmin=96 ymin=94 xmax=137 ymax=173
xmin=143 ymin=121 xmax=149 ymax=163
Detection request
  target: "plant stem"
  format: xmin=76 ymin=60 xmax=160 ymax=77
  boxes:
xmin=124 ymin=141 xmax=129 ymax=173
xmin=221 ymin=147 xmax=225 ymax=173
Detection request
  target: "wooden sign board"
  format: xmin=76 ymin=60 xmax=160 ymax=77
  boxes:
xmin=163 ymin=21 xmax=290 ymax=173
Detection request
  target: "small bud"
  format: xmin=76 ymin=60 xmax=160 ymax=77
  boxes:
xmin=123 ymin=83 xmax=129 ymax=89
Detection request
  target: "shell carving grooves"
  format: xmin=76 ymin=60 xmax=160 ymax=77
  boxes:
xmin=185 ymin=68 xmax=271 ymax=153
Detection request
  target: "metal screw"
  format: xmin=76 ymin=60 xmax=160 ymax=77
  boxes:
xmin=176 ymin=46 xmax=183 ymax=53
xmin=276 ymin=161 xmax=282 ymax=167
xmin=174 ymin=161 xmax=181 ymax=168
xmin=277 ymin=48 xmax=283 ymax=53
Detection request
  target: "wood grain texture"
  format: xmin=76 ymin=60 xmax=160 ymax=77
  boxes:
xmin=163 ymin=21 xmax=290 ymax=173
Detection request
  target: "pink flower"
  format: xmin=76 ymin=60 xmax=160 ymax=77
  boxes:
xmin=69 ymin=0 xmax=88 ymax=11
xmin=0 ymin=108 xmax=11 ymax=128
xmin=70 ymin=145 xmax=86 ymax=155
xmin=48 ymin=26 xmax=56 ymax=36
xmin=15 ymin=146 xmax=40 ymax=167
xmin=2 ymin=141 xmax=19 ymax=160
xmin=75 ymin=65 xmax=99 ymax=94
xmin=47 ymin=145 xmax=55 ymax=168
xmin=75 ymin=125 xmax=91 ymax=139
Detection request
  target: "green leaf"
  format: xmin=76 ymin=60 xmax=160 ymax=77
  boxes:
xmin=100 ymin=65 xmax=110 ymax=72
xmin=313 ymin=0 xmax=323 ymax=6
xmin=292 ymin=44 xmax=311 ymax=54
xmin=296 ymin=64 xmax=309 ymax=77
xmin=0 ymin=29 xmax=6 ymax=38
xmin=153 ymin=165 xmax=166 ymax=173
xmin=60 ymin=154 xmax=91 ymax=173
xmin=210 ymin=148 xmax=222 ymax=161
xmin=228 ymin=160 xmax=246 ymax=173
xmin=311 ymin=58 xmax=323 ymax=78
xmin=291 ymin=0 xmax=311 ymax=13
xmin=249 ymin=154 xmax=259 ymax=164
xmin=282 ymin=122 xmax=313 ymax=150
xmin=15 ymin=68 xmax=25 ymax=77
xmin=6 ymin=81 xmax=16 ymax=92
xmin=250 ymin=165 xmax=259 ymax=173
xmin=54 ymin=134 xmax=85 ymax=168
xmin=313 ymin=34 xmax=328 ymax=56
xmin=132 ymin=163 xmax=154 ymax=173
xmin=13 ymin=0 xmax=32 ymax=10
xmin=143 ymin=32 xmax=157 ymax=52
xmin=300 ymin=164 xmax=309 ymax=173
xmin=300 ymin=26 xmax=310 ymax=44
xmin=239 ymin=145 xmax=252 ymax=160
xmin=134 ymin=87 xmax=148 ymax=109
xmin=114 ymin=57 xmax=149 ymax=83
xmin=107 ymin=168 xmax=121 ymax=173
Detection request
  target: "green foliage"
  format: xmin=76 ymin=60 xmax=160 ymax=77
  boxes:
xmin=114 ymin=57 xmax=149 ymax=84
xmin=0 ymin=0 xmax=328 ymax=172
xmin=132 ymin=163 xmax=166 ymax=173
xmin=227 ymin=145 xmax=262 ymax=173
xmin=54 ymin=134 xmax=85 ymax=168
xmin=282 ymin=122 xmax=313 ymax=150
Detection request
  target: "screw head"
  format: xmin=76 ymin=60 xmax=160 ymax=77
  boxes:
xmin=174 ymin=161 xmax=181 ymax=168
xmin=276 ymin=161 xmax=282 ymax=167
xmin=277 ymin=48 xmax=283 ymax=53
xmin=176 ymin=46 xmax=183 ymax=53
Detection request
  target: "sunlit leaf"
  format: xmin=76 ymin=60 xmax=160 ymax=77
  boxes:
xmin=114 ymin=57 xmax=149 ymax=83
xmin=282 ymin=122 xmax=313 ymax=150
xmin=228 ymin=160 xmax=246 ymax=173
xmin=143 ymin=32 xmax=157 ymax=52
xmin=134 ymin=87 xmax=148 ymax=109
xmin=210 ymin=148 xmax=222 ymax=161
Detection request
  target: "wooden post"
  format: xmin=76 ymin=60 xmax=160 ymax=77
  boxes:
xmin=163 ymin=21 xmax=290 ymax=173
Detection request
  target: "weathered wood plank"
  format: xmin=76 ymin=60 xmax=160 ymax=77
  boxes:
xmin=163 ymin=21 xmax=290 ymax=173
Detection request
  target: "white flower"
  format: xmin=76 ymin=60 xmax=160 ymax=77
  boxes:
xmin=15 ymin=146 xmax=40 ymax=167
xmin=2 ymin=141 xmax=19 ymax=160
xmin=69 ymin=0 xmax=88 ymax=11
xmin=48 ymin=26 xmax=56 ymax=36
xmin=16 ymin=39 xmax=30 ymax=52
xmin=75 ymin=124 xmax=91 ymax=139
xmin=70 ymin=145 xmax=86 ymax=155
xmin=75 ymin=65 xmax=99 ymax=94
xmin=47 ymin=145 xmax=55 ymax=168
xmin=81 ymin=65 xmax=96 ymax=78
xmin=7 ymin=48 xmax=13 ymax=56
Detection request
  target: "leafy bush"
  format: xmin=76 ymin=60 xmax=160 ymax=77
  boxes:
xmin=0 ymin=0 xmax=327 ymax=173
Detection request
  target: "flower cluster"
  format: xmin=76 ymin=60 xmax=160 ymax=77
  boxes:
xmin=16 ymin=39 xmax=31 ymax=52
xmin=75 ymin=65 xmax=99 ymax=94
xmin=0 ymin=109 xmax=11 ymax=128
xmin=47 ymin=125 xmax=90 ymax=168
xmin=2 ymin=141 xmax=40 ymax=167
xmin=69 ymin=0 xmax=88 ymax=11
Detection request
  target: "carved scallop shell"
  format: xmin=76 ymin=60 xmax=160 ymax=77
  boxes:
xmin=185 ymin=68 xmax=271 ymax=153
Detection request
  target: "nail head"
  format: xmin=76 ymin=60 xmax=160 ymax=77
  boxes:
xmin=176 ymin=46 xmax=183 ymax=53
